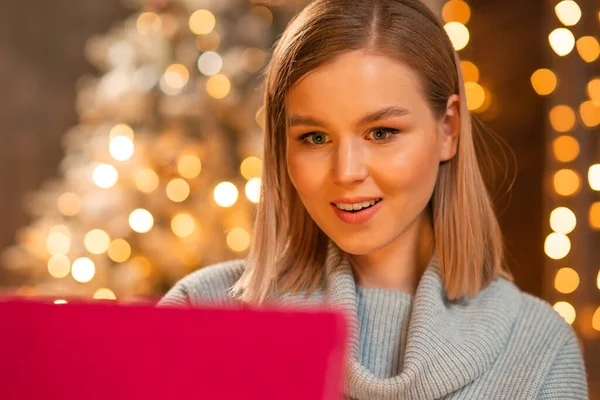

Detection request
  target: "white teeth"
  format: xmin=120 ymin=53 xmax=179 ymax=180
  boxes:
xmin=335 ymin=198 xmax=381 ymax=211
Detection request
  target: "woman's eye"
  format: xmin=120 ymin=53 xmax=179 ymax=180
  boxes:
xmin=299 ymin=132 xmax=330 ymax=145
xmin=368 ymin=128 xmax=399 ymax=141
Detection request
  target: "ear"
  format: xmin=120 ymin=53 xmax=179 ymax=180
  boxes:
xmin=438 ymin=94 xmax=461 ymax=162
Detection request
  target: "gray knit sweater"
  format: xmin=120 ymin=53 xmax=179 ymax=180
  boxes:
xmin=158 ymin=241 xmax=589 ymax=399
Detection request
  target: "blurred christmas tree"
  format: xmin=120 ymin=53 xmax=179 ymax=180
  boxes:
xmin=0 ymin=0 xmax=292 ymax=302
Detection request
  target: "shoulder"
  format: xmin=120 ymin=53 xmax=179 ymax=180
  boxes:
xmin=156 ymin=259 xmax=246 ymax=308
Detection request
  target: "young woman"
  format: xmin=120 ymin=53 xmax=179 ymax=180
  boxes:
xmin=159 ymin=0 xmax=589 ymax=398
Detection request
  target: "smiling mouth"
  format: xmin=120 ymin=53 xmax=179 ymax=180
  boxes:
xmin=332 ymin=198 xmax=383 ymax=213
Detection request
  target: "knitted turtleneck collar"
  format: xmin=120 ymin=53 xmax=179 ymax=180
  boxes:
xmin=278 ymin=240 xmax=522 ymax=400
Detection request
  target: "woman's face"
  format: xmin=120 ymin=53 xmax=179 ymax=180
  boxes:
xmin=285 ymin=50 xmax=459 ymax=255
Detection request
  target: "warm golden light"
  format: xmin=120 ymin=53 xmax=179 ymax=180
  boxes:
xmin=213 ymin=182 xmax=238 ymax=208
xmin=57 ymin=192 xmax=81 ymax=216
xmin=554 ymin=0 xmax=582 ymax=26
xmin=226 ymin=228 xmax=251 ymax=252
xmin=579 ymin=101 xmax=600 ymax=127
xmin=553 ymin=169 xmax=581 ymax=196
xmin=576 ymin=36 xmax=600 ymax=62
xmin=171 ymin=213 xmax=196 ymax=238
xmin=135 ymin=169 xmax=159 ymax=193
xmin=464 ymin=82 xmax=485 ymax=111
xmin=589 ymin=164 xmax=600 ymax=191
xmin=46 ymin=232 xmax=71 ymax=255
xmin=54 ymin=299 xmax=68 ymax=305
xmin=530 ymin=69 xmax=557 ymax=95
xmin=592 ymin=306 xmax=600 ymax=331
xmin=442 ymin=0 xmax=471 ymax=24
xmin=548 ymin=28 xmax=575 ymax=56
xmin=549 ymin=105 xmax=576 ymax=132
xmin=49 ymin=225 xmax=71 ymax=237
xmin=178 ymin=155 xmax=202 ymax=178
xmin=460 ymin=61 xmax=479 ymax=82
xmin=554 ymin=267 xmax=580 ymax=294
xmin=136 ymin=12 xmax=162 ymax=35
xmin=206 ymin=74 xmax=231 ymax=99
xmin=72 ymin=257 xmax=96 ymax=283
xmin=544 ymin=232 xmax=571 ymax=260
xmin=240 ymin=156 xmax=262 ymax=180
xmin=109 ymin=124 xmax=134 ymax=141
xmin=552 ymin=135 xmax=579 ymax=162
xmin=166 ymin=178 xmax=190 ymax=202
xmin=93 ymin=288 xmax=116 ymax=300
xmin=189 ymin=9 xmax=216 ymax=35
xmin=252 ymin=6 xmax=273 ymax=26
xmin=84 ymin=229 xmax=111 ymax=255
xmin=197 ymin=51 xmax=223 ymax=76
xmin=164 ymin=64 xmax=189 ymax=89
xmin=444 ymin=22 xmax=470 ymax=51
xmin=587 ymin=78 xmax=600 ymax=102
xmin=553 ymin=301 xmax=576 ymax=325
xmin=549 ymin=207 xmax=577 ymax=234
xmin=108 ymin=239 xmax=131 ymax=263
xmin=245 ymin=177 xmax=261 ymax=204
xmin=48 ymin=254 xmax=70 ymax=278
xmin=590 ymin=202 xmax=600 ymax=230
xmin=92 ymin=164 xmax=118 ymax=188
xmin=109 ymin=136 xmax=134 ymax=161
xmin=129 ymin=209 xmax=154 ymax=233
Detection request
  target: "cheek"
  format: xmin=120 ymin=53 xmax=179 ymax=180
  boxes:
xmin=286 ymin=151 xmax=326 ymax=197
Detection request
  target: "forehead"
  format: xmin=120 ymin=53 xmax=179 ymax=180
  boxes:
xmin=286 ymin=51 xmax=425 ymax=114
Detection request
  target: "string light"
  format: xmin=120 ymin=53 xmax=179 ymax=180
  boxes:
xmin=93 ymin=288 xmax=116 ymax=300
xmin=171 ymin=214 xmax=196 ymax=238
xmin=460 ymin=61 xmax=479 ymax=82
xmin=226 ymin=228 xmax=250 ymax=252
xmin=593 ymin=307 xmax=600 ymax=331
xmin=576 ymin=36 xmax=600 ymax=62
xmin=46 ymin=231 xmax=71 ymax=255
xmin=109 ymin=124 xmax=134 ymax=140
xmin=589 ymin=202 xmax=600 ymax=230
xmin=129 ymin=209 xmax=154 ymax=233
xmin=109 ymin=136 xmax=135 ymax=161
xmin=166 ymin=178 xmax=190 ymax=202
xmin=136 ymin=12 xmax=162 ymax=35
xmin=198 ymin=51 xmax=223 ymax=76
xmin=178 ymin=155 xmax=202 ymax=178
xmin=554 ymin=0 xmax=582 ymax=26
xmin=442 ymin=0 xmax=471 ymax=24
xmin=553 ymin=301 xmax=576 ymax=324
xmin=54 ymin=300 xmax=68 ymax=305
xmin=549 ymin=207 xmax=577 ymax=234
xmin=57 ymin=192 xmax=81 ymax=216
xmin=579 ymin=101 xmax=600 ymax=127
xmin=84 ymin=229 xmax=111 ymax=255
xmin=206 ymin=74 xmax=231 ymax=99
xmin=245 ymin=177 xmax=261 ymax=203
xmin=240 ymin=156 xmax=262 ymax=180
xmin=554 ymin=267 xmax=580 ymax=293
xmin=92 ymin=164 xmax=118 ymax=188
xmin=552 ymin=136 xmax=579 ymax=162
xmin=189 ymin=9 xmax=216 ymax=35
xmin=553 ymin=168 xmax=581 ymax=196
xmin=530 ymin=69 xmax=557 ymax=95
xmin=444 ymin=22 xmax=470 ymax=51
xmin=544 ymin=232 xmax=571 ymax=260
xmin=72 ymin=257 xmax=96 ymax=283
xmin=47 ymin=254 xmax=70 ymax=278
xmin=549 ymin=105 xmax=576 ymax=132
xmin=548 ymin=28 xmax=576 ymax=56
xmin=108 ymin=239 xmax=131 ymax=263
xmin=589 ymin=164 xmax=600 ymax=191
xmin=135 ymin=169 xmax=159 ymax=193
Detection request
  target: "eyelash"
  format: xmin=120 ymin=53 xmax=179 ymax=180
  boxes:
xmin=297 ymin=128 xmax=401 ymax=147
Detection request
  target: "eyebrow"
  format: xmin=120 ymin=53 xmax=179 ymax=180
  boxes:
xmin=287 ymin=106 xmax=410 ymax=128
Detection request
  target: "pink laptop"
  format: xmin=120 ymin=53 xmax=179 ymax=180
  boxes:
xmin=0 ymin=298 xmax=348 ymax=400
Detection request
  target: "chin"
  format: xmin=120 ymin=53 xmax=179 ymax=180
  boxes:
xmin=328 ymin=234 xmax=380 ymax=256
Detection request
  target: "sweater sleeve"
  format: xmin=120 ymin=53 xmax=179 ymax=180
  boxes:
xmin=537 ymin=334 xmax=588 ymax=399
xmin=156 ymin=279 xmax=191 ymax=308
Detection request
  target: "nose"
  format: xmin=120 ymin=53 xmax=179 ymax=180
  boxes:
xmin=333 ymin=138 xmax=368 ymax=185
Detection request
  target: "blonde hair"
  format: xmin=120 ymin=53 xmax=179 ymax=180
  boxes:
xmin=230 ymin=0 xmax=513 ymax=304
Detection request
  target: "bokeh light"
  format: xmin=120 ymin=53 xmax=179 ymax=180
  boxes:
xmin=593 ymin=307 xmax=600 ymax=332
xmin=245 ymin=177 xmax=261 ymax=203
xmin=206 ymin=74 xmax=231 ymax=99
xmin=166 ymin=178 xmax=191 ymax=202
xmin=576 ymin=36 xmax=600 ymax=62
xmin=530 ymin=69 xmax=557 ymax=95
xmin=549 ymin=28 xmax=575 ymax=56
xmin=587 ymin=78 xmax=600 ymax=102
xmin=197 ymin=51 xmax=223 ymax=76
xmin=444 ymin=22 xmax=470 ymax=51
xmin=544 ymin=232 xmax=571 ymax=260
xmin=552 ymin=136 xmax=579 ymax=162
xmin=92 ymin=164 xmax=118 ymax=188
xmin=108 ymin=239 xmax=131 ymax=263
xmin=46 ymin=232 xmax=71 ymax=255
xmin=553 ymin=301 xmax=576 ymax=325
xmin=129 ymin=209 xmax=154 ymax=233
xmin=109 ymin=136 xmax=134 ymax=161
xmin=72 ymin=257 xmax=96 ymax=283
xmin=464 ymin=82 xmax=486 ymax=111
xmin=171 ymin=213 xmax=196 ymax=238
xmin=84 ymin=229 xmax=111 ymax=255
xmin=240 ymin=156 xmax=262 ymax=180
xmin=460 ymin=61 xmax=479 ymax=82
xmin=93 ymin=288 xmax=116 ymax=300
xmin=554 ymin=0 xmax=582 ymax=26
xmin=554 ymin=267 xmax=580 ymax=294
xmin=214 ymin=182 xmax=238 ymax=207
xmin=136 ymin=12 xmax=162 ymax=35
xmin=109 ymin=124 xmax=134 ymax=140
xmin=226 ymin=228 xmax=250 ymax=252
xmin=589 ymin=164 xmax=600 ymax=191
xmin=47 ymin=254 xmax=70 ymax=278
xmin=189 ymin=9 xmax=216 ymax=35
xmin=178 ymin=155 xmax=202 ymax=178
xmin=442 ymin=0 xmax=471 ymax=24
xmin=579 ymin=101 xmax=600 ymax=127
xmin=57 ymin=192 xmax=81 ymax=216
xmin=549 ymin=207 xmax=577 ymax=234
xmin=553 ymin=169 xmax=581 ymax=196
xmin=590 ymin=202 xmax=600 ymax=230
xmin=549 ymin=105 xmax=576 ymax=132
xmin=135 ymin=169 xmax=159 ymax=193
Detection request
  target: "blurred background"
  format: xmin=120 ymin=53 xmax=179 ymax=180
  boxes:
xmin=0 ymin=0 xmax=598 ymax=395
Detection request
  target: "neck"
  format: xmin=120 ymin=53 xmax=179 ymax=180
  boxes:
xmin=347 ymin=208 xmax=434 ymax=295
